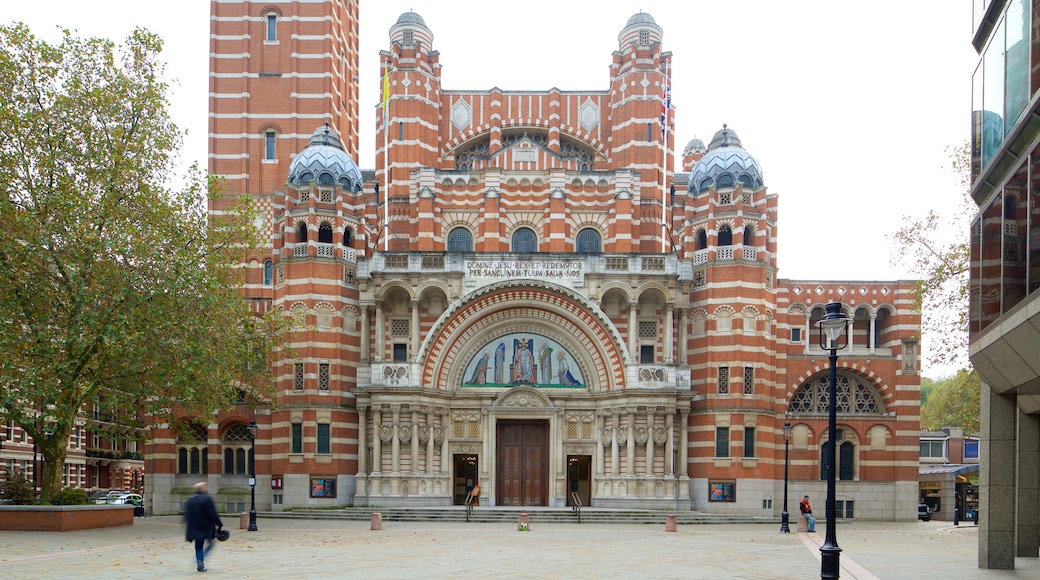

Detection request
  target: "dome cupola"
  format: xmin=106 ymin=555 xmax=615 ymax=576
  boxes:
xmin=688 ymin=125 xmax=764 ymax=194
xmin=287 ymin=123 xmax=363 ymax=192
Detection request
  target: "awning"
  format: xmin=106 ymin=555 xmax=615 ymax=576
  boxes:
xmin=919 ymin=463 xmax=979 ymax=476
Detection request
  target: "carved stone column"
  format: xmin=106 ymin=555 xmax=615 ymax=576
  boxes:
xmin=679 ymin=410 xmax=689 ymax=473
xmin=391 ymin=404 xmax=401 ymax=473
xmin=626 ymin=408 xmax=636 ymax=476
xmin=664 ymin=305 xmax=674 ymax=363
xmin=410 ymin=300 xmax=420 ymax=359
xmin=645 ymin=408 xmax=655 ymax=476
xmin=357 ymin=405 xmax=368 ymax=474
xmin=360 ymin=305 xmax=370 ymax=361
xmin=424 ymin=407 xmax=435 ymax=476
xmin=595 ymin=412 xmax=605 ymax=477
xmin=679 ymin=308 xmax=688 ymax=362
xmin=374 ymin=304 xmax=385 ymax=361
xmin=410 ymin=408 xmax=420 ymax=473
xmin=611 ymin=412 xmax=620 ymax=476
xmin=372 ymin=405 xmax=382 ymax=473
xmin=628 ymin=302 xmax=638 ymax=358
xmin=665 ymin=411 xmax=674 ymax=475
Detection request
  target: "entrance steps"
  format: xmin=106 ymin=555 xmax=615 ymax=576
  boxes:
xmin=260 ymin=506 xmax=769 ymax=525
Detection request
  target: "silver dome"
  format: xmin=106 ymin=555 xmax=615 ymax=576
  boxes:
xmin=688 ymin=126 xmax=763 ymax=193
xmin=287 ymin=124 xmax=363 ymax=192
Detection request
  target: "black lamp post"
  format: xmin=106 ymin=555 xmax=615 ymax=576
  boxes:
xmin=247 ymin=421 xmax=258 ymax=532
xmin=780 ymin=421 xmax=793 ymax=533
xmin=818 ymin=302 xmax=849 ymax=579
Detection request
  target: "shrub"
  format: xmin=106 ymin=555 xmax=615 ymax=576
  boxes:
xmin=52 ymin=486 xmax=91 ymax=505
xmin=0 ymin=473 xmax=37 ymax=505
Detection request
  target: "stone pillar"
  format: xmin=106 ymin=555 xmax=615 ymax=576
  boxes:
xmin=628 ymin=302 xmax=638 ymax=358
xmin=979 ymin=387 xmax=1017 ymax=569
xmin=596 ymin=412 xmax=605 ymax=477
xmin=868 ymin=313 xmax=876 ymax=352
xmin=645 ymin=409 xmax=655 ymax=476
xmin=1016 ymin=408 xmax=1039 ymax=557
xmin=425 ymin=408 xmax=435 ymax=476
xmin=440 ymin=410 xmax=450 ymax=478
xmin=391 ymin=405 xmax=401 ymax=473
xmin=679 ymin=411 xmax=689 ymax=475
xmin=678 ymin=308 xmax=688 ymax=362
xmin=410 ymin=409 xmax=420 ymax=474
xmin=626 ymin=409 xmax=636 ymax=477
xmin=374 ymin=304 xmax=384 ymax=361
xmin=372 ymin=406 xmax=382 ymax=473
xmin=665 ymin=412 xmax=674 ymax=475
xmin=611 ymin=413 xmax=620 ymax=476
xmin=358 ymin=406 xmax=368 ymax=474
xmin=664 ymin=305 xmax=674 ymax=363
xmin=410 ymin=300 xmax=420 ymax=360
xmin=360 ymin=305 xmax=370 ymax=361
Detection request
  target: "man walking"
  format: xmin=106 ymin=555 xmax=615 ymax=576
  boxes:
xmin=184 ymin=481 xmax=224 ymax=572
xmin=799 ymin=494 xmax=816 ymax=532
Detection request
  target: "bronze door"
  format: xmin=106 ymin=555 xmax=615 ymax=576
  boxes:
xmin=496 ymin=421 xmax=548 ymax=506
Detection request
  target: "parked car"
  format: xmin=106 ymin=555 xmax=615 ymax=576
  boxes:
xmin=88 ymin=490 xmax=113 ymax=504
xmin=918 ymin=503 xmax=932 ymax=521
xmin=108 ymin=493 xmax=143 ymax=506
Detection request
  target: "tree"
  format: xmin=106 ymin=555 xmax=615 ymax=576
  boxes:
xmin=891 ymin=143 xmax=974 ymax=371
xmin=0 ymin=24 xmax=281 ymax=499
xmin=920 ymin=370 xmax=981 ymax=434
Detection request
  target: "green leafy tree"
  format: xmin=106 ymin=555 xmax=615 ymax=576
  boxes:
xmin=891 ymin=143 xmax=974 ymax=371
xmin=920 ymin=370 xmax=981 ymax=434
xmin=0 ymin=24 xmax=282 ymax=499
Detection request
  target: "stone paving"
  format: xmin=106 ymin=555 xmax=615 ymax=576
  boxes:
xmin=1 ymin=515 xmax=1038 ymax=579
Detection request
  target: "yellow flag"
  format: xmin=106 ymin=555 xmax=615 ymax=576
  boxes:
xmin=382 ymin=62 xmax=390 ymax=112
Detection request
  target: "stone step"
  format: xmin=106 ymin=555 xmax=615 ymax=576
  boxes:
xmin=258 ymin=507 xmax=769 ymax=525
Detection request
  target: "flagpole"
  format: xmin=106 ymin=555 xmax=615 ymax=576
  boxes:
xmin=382 ymin=61 xmax=390 ymax=252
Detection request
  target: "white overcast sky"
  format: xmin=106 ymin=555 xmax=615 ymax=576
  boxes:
xmin=7 ymin=1 xmax=977 ymax=376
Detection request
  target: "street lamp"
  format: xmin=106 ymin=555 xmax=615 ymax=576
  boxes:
xmin=247 ymin=421 xmax=258 ymax=532
xmin=780 ymin=421 xmax=793 ymax=533
xmin=818 ymin=302 xmax=849 ymax=580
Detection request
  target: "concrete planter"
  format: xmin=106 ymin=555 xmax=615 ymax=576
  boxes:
xmin=0 ymin=504 xmax=134 ymax=531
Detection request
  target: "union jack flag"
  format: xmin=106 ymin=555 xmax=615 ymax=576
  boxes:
xmin=660 ymin=78 xmax=671 ymax=139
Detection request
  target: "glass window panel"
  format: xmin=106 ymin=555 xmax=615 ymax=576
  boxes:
xmin=743 ymin=427 xmax=755 ymax=458
xmin=317 ymin=423 xmax=331 ymax=454
xmin=1030 ymin=146 xmax=1040 ymax=295
xmin=979 ymin=191 xmax=1004 ymax=331
xmin=1004 ymin=164 xmax=1028 ymax=313
xmin=970 ymin=215 xmax=983 ymax=334
xmin=511 ymin=227 xmax=537 ymax=252
xmin=972 ymin=60 xmax=984 ymax=183
xmin=965 ymin=439 xmax=980 ymax=459
xmin=1004 ymin=0 xmax=1029 ymax=131
xmin=447 ymin=227 xmax=473 ymax=252
xmin=575 ymin=228 xmax=602 ymax=253
xmin=266 ymin=14 xmax=277 ymax=42
xmin=265 ymin=131 xmax=276 ymax=160
xmin=291 ymin=423 xmax=303 ymax=454
xmin=982 ymin=19 xmax=1005 ymax=169
xmin=715 ymin=427 xmax=729 ymax=458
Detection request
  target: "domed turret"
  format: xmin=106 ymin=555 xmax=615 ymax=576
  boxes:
xmin=390 ymin=11 xmax=433 ymax=48
xmin=684 ymin=137 xmax=706 ymax=157
xmin=688 ymin=125 xmax=764 ymax=194
xmin=287 ymin=123 xmax=363 ymax=192
xmin=618 ymin=11 xmax=662 ymax=48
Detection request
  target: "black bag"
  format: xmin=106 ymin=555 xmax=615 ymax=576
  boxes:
xmin=216 ymin=528 xmax=231 ymax=542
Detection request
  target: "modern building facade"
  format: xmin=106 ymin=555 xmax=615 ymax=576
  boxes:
xmin=968 ymin=0 xmax=1040 ymax=570
xmin=144 ymin=2 xmax=921 ymax=520
xmin=919 ymin=428 xmax=980 ymax=521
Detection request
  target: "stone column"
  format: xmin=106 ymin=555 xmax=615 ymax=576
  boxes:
xmin=410 ymin=408 xmax=420 ymax=474
xmin=626 ymin=408 xmax=636 ymax=476
xmin=979 ymin=387 xmax=1017 ymax=569
xmin=664 ymin=306 xmax=674 ymax=363
xmin=360 ymin=305 xmax=370 ymax=361
xmin=596 ymin=412 xmax=605 ymax=477
xmin=628 ymin=302 xmax=638 ymax=358
xmin=678 ymin=308 xmax=688 ymax=362
xmin=374 ymin=304 xmax=384 ymax=361
xmin=391 ymin=405 xmax=401 ymax=473
xmin=665 ymin=411 xmax=674 ymax=475
xmin=868 ymin=313 xmax=876 ymax=352
xmin=425 ymin=407 xmax=435 ymax=476
xmin=645 ymin=409 xmax=655 ymax=476
xmin=440 ymin=409 xmax=450 ymax=478
xmin=357 ymin=406 xmax=368 ymax=474
xmin=1016 ymin=408 xmax=1039 ymax=557
xmin=611 ymin=413 xmax=620 ymax=476
xmin=372 ymin=406 xmax=382 ymax=473
xmin=678 ymin=411 xmax=689 ymax=474
xmin=410 ymin=300 xmax=420 ymax=360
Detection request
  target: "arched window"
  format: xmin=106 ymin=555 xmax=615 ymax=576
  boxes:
xmin=296 ymin=222 xmax=308 ymax=243
xmin=820 ymin=436 xmax=856 ymax=481
xmin=874 ymin=308 xmax=890 ymax=348
xmin=447 ymin=227 xmax=473 ymax=252
xmin=318 ymin=222 xmax=333 ymax=243
xmin=176 ymin=423 xmax=209 ymax=475
xmin=743 ymin=226 xmax=754 ymax=246
xmin=263 ymin=260 xmax=273 ymax=286
xmin=788 ymin=372 xmax=885 ymax=415
xmin=738 ymin=172 xmax=754 ymax=187
xmin=222 ymin=424 xmax=255 ymax=475
xmin=718 ymin=225 xmax=733 ymax=246
xmin=698 ymin=178 xmax=713 ymax=193
xmin=265 ymin=13 xmax=278 ymax=42
xmin=343 ymin=227 xmax=354 ymax=247
xmin=318 ymin=172 xmax=334 ymax=186
xmin=696 ymin=229 xmax=708 ymax=250
xmin=264 ymin=130 xmax=276 ymax=161
xmin=717 ymin=173 xmax=735 ymax=189
xmin=511 ymin=227 xmax=538 ymax=252
xmin=575 ymin=228 xmax=602 ymax=253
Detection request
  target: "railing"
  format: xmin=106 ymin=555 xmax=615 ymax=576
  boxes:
xmin=693 ymin=249 xmax=708 ymax=265
xmin=316 ymin=243 xmax=334 ymax=258
xmin=571 ymin=491 xmax=582 ymax=523
xmin=716 ymin=246 xmax=734 ymax=260
xmin=293 ymin=244 xmax=307 ymax=257
xmin=464 ymin=489 xmax=478 ymax=522
xmin=343 ymin=247 xmax=357 ymax=263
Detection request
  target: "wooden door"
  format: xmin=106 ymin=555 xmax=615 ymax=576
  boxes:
xmin=496 ymin=421 xmax=548 ymax=506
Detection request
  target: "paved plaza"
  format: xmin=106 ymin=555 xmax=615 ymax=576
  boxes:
xmin=1 ymin=515 xmax=1038 ymax=579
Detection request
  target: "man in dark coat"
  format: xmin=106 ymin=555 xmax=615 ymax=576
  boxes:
xmin=184 ymin=481 xmax=224 ymax=572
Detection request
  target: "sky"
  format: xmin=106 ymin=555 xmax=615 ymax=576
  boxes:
xmin=6 ymin=1 xmax=978 ymax=376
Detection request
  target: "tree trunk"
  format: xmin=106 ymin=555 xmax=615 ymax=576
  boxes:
xmin=39 ymin=435 xmax=69 ymax=501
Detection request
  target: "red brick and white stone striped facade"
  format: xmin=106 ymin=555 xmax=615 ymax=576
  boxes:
xmin=144 ymin=5 xmax=920 ymax=520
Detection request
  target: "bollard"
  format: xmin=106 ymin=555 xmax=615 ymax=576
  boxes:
xmin=517 ymin=512 xmax=530 ymax=531
xmin=796 ymin=515 xmax=809 ymax=533
xmin=370 ymin=512 xmax=383 ymax=531
xmin=239 ymin=512 xmax=249 ymax=530
xmin=665 ymin=514 xmax=677 ymax=532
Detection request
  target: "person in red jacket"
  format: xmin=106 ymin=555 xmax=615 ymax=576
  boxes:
xmin=799 ymin=495 xmax=816 ymax=532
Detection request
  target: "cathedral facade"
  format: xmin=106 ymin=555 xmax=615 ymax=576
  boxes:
xmin=145 ymin=2 xmax=921 ymax=520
